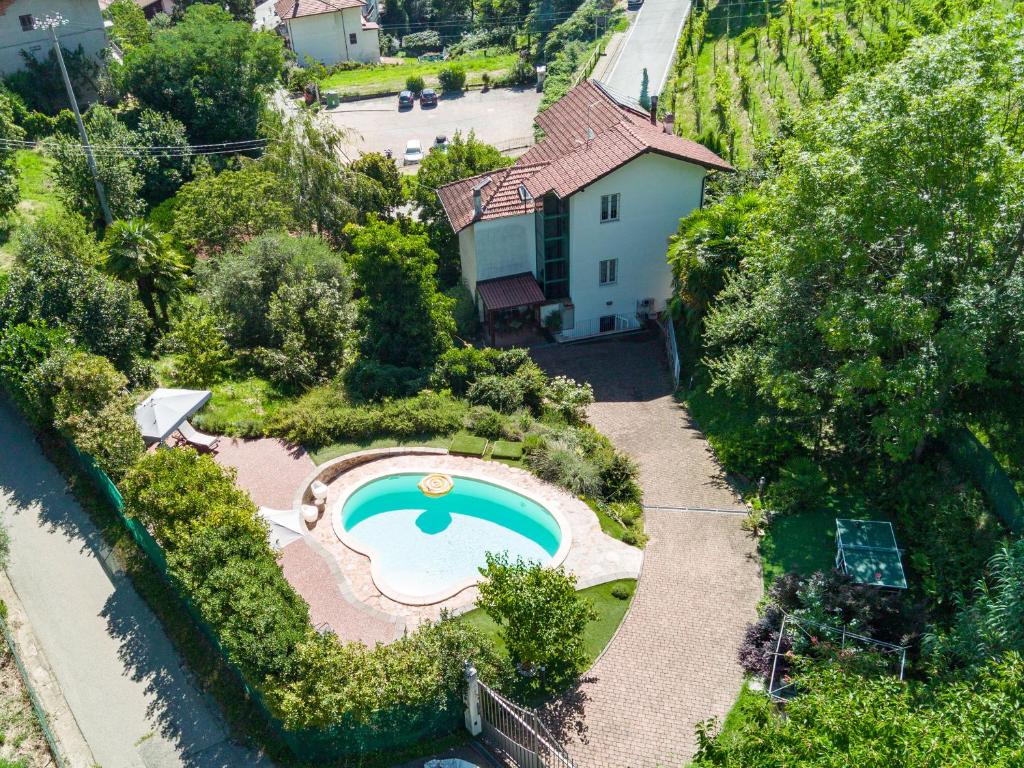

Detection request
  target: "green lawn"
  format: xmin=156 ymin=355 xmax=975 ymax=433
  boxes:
xmin=319 ymin=51 xmax=518 ymax=96
xmin=311 ymin=434 xmax=453 ymax=465
xmin=457 ymin=578 xmax=637 ymax=666
xmin=188 ymin=375 xmax=289 ymax=438
xmin=1 ymin=150 xmax=60 ymax=272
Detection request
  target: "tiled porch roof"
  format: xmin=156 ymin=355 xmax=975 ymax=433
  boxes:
xmin=477 ymin=272 xmax=546 ymax=312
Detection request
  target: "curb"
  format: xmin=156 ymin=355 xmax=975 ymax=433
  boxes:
xmin=0 ymin=572 xmax=96 ymax=768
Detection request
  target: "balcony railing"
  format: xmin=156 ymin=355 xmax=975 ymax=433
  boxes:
xmin=556 ymin=313 xmax=642 ymax=342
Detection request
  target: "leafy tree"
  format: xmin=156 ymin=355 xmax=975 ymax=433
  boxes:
xmin=118 ymin=4 xmax=284 ymax=145
xmin=0 ymin=321 xmax=71 ymax=424
xmin=693 ymin=654 xmax=1024 ymax=767
xmin=52 ymin=351 xmax=144 ymax=479
xmin=0 ymin=90 xmax=24 ymax=218
xmin=172 ymin=163 xmax=294 ymax=253
xmin=4 ymin=46 xmax=99 ymax=115
xmin=0 ymin=214 xmax=148 ymax=373
xmin=925 ymin=539 xmax=1024 ymax=672
xmin=254 ymin=276 xmax=354 ymax=390
xmin=199 ymin=232 xmax=347 ymax=349
xmin=103 ymin=219 xmax=189 ymax=324
xmin=260 ymin=113 xmax=389 ymax=244
xmin=477 ymin=553 xmax=596 ymax=691
xmin=349 ymin=151 xmax=405 ymax=212
xmin=106 ymin=0 xmax=152 ymax=51
xmin=413 ymin=131 xmax=511 ymax=284
xmin=10 ymin=209 xmax=101 ymax=266
xmin=159 ymin=301 xmax=233 ymax=388
xmin=701 ymin=13 xmax=1024 ymax=468
xmin=348 ymin=218 xmax=455 ymax=370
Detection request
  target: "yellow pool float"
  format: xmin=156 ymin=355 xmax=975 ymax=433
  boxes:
xmin=418 ymin=473 xmax=454 ymax=497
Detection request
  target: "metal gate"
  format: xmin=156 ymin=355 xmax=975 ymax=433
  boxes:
xmin=477 ymin=681 xmax=575 ymax=768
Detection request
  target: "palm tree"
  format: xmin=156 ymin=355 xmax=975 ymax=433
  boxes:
xmin=103 ymin=219 xmax=188 ymax=325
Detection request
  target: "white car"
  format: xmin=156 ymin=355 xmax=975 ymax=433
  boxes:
xmin=403 ymin=139 xmax=424 ymax=165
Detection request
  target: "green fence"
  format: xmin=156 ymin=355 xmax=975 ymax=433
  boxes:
xmin=0 ymin=614 xmax=68 ymax=768
xmin=63 ymin=441 xmax=463 ymax=762
xmin=945 ymin=427 xmax=1024 ymax=535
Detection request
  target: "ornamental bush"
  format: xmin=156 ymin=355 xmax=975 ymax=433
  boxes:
xmin=437 ymin=64 xmax=467 ymax=92
xmin=406 ymin=74 xmax=425 ymax=94
xmin=477 ymin=553 xmax=596 ymax=692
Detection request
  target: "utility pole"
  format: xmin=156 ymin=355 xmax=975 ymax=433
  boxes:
xmin=37 ymin=14 xmax=112 ymax=226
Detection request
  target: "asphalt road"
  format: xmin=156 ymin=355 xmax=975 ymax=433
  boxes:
xmin=324 ymin=86 xmax=541 ymax=166
xmin=599 ymin=0 xmax=692 ymax=103
xmin=0 ymin=399 xmax=271 ymax=768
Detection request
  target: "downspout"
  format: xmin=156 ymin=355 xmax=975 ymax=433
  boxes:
xmin=339 ymin=8 xmax=351 ymax=61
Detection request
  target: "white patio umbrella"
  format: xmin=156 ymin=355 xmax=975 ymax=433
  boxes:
xmin=134 ymin=388 xmax=212 ymax=445
xmin=258 ymin=507 xmax=305 ymax=550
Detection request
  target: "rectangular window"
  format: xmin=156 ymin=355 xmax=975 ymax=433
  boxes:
xmin=600 ymin=193 xmax=620 ymax=222
xmin=19 ymin=14 xmax=34 ymax=31
xmin=599 ymin=258 xmax=617 ymax=285
xmin=349 ymin=32 xmax=358 ymax=44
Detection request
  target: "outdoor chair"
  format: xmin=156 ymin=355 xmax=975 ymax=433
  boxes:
xmin=176 ymin=420 xmax=220 ymax=452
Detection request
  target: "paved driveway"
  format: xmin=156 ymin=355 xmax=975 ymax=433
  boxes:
xmin=532 ymin=334 xmax=761 ymax=766
xmin=0 ymin=400 xmax=271 ymax=768
xmin=325 ymin=86 xmax=541 ymax=162
xmin=599 ymin=0 xmax=692 ymax=102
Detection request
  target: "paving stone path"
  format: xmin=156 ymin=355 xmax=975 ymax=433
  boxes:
xmin=532 ymin=333 xmax=762 ymax=767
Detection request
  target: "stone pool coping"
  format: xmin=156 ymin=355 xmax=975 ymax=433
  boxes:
xmin=292 ymin=448 xmax=644 ymax=627
xmin=329 ymin=468 xmax=574 ymax=606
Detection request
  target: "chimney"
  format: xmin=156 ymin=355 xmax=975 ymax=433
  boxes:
xmin=662 ymin=112 xmax=675 ymax=134
xmin=649 ymin=95 xmax=658 ymax=125
xmin=472 ymin=176 xmax=492 ymax=218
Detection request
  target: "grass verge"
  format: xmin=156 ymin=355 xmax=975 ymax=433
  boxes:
xmin=319 ymin=52 xmax=518 ymax=96
xmin=457 ymin=578 xmax=637 ymax=666
xmin=1 ymin=150 xmax=60 ymax=272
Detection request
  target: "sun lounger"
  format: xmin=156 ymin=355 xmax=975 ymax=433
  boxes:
xmin=176 ymin=420 xmax=220 ymax=451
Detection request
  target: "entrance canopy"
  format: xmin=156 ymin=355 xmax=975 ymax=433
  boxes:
xmin=134 ymin=388 xmax=212 ymax=445
xmin=477 ymin=272 xmax=546 ymax=312
xmin=835 ymin=518 xmax=907 ymax=589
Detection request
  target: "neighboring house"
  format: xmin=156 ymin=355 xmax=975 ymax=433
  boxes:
xmin=274 ymin=0 xmax=380 ymax=66
xmin=437 ymin=80 xmax=732 ymax=345
xmin=0 ymin=0 xmax=107 ymax=75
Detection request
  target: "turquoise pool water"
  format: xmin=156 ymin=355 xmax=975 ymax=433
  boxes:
xmin=339 ymin=473 xmax=562 ymax=602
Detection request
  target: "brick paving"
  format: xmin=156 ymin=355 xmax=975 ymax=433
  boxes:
xmin=214 ymin=436 xmax=315 ymax=509
xmin=532 ymin=333 xmax=762 ymax=767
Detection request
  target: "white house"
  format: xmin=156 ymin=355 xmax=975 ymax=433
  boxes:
xmin=274 ymin=0 xmax=380 ymax=66
xmin=437 ymin=80 xmax=732 ymax=344
xmin=0 ymin=0 xmax=107 ymax=76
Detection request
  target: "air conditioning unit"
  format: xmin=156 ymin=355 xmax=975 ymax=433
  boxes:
xmin=636 ymin=298 xmax=656 ymax=319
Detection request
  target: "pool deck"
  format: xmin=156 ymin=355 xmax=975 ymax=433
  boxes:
xmin=303 ymin=453 xmax=643 ymax=628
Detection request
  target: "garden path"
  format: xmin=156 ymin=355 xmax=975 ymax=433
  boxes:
xmin=532 ymin=333 xmax=762 ymax=766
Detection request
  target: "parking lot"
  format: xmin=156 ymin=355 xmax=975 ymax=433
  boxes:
xmin=324 ymin=86 xmax=542 ymax=167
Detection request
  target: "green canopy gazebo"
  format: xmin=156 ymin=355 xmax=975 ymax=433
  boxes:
xmin=835 ymin=518 xmax=907 ymax=589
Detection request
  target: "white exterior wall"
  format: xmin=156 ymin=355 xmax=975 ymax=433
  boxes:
xmin=459 ymin=226 xmax=477 ymax=296
xmin=286 ymin=7 xmax=380 ymax=66
xmin=566 ymin=152 xmax=704 ymax=331
xmin=472 ymin=214 xmax=536 ymax=283
xmin=0 ymin=0 xmax=106 ymax=76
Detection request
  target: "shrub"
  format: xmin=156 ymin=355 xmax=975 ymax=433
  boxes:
xmin=737 ymin=604 xmax=790 ymax=681
xmin=431 ymin=346 xmax=498 ymax=395
xmin=468 ymin=363 xmax=546 ymax=415
xmin=343 ymin=358 xmax=425 ymax=402
xmin=526 ymin=436 xmax=603 ymax=498
xmin=450 ymin=433 xmax=488 ymax=456
xmin=466 ymin=406 xmax=519 ymax=441
xmin=545 ymin=375 xmax=593 ymax=423
xmin=158 ymin=301 xmax=233 ymax=388
xmin=0 ymin=321 xmax=70 ymax=424
xmin=402 ymin=30 xmax=442 ymax=53
xmin=438 ymin=64 xmax=467 ymax=92
xmin=446 ymin=281 xmax=479 ymax=339
xmin=765 ymin=455 xmax=829 ymax=512
xmin=52 ymin=352 xmax=144 ymax=480
xmin=611 ymin=583 xmax=633 ymax=600
xmin=406 ymin=74 xmax=425 ymax=94
xmin=477 ymin=553 xmax=596 ymax=692
xmin=499 ymin=56 xmax=535 ymax=87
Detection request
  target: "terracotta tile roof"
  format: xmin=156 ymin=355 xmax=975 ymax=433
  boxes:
xmin=436 ymin=80 xmax=732 ymax=233
xmin=275 ymin=0 xmax=364 ymax=21
xmin=477 ymin=273 xmax=546 ymax=311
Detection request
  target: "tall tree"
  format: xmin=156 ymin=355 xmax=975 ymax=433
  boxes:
xmin=348 ymin=218 xmax=455 ymax=370
xmin=118 ymin=4 xmax=283 ymax=144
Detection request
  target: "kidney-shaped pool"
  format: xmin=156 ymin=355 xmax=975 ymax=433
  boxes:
xmin=334 ymin=472 xmax=569 ymax=604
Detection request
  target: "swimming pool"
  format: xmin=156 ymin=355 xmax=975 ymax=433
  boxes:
xmin=335 ymin=472 xmax=568 ymax=604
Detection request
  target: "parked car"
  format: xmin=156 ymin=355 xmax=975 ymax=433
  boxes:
xmin=420 ymin=88 xmax=438 ymax=107
xmin=627 ymin=0 xmax=644 ymax=8
xmin=432 ymin=135 xmax=450 ymax=153
xmin=398 ymin=90 xmax=414 ymax=109
xmin=403 ymin=139 xmax=424 ymax=165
